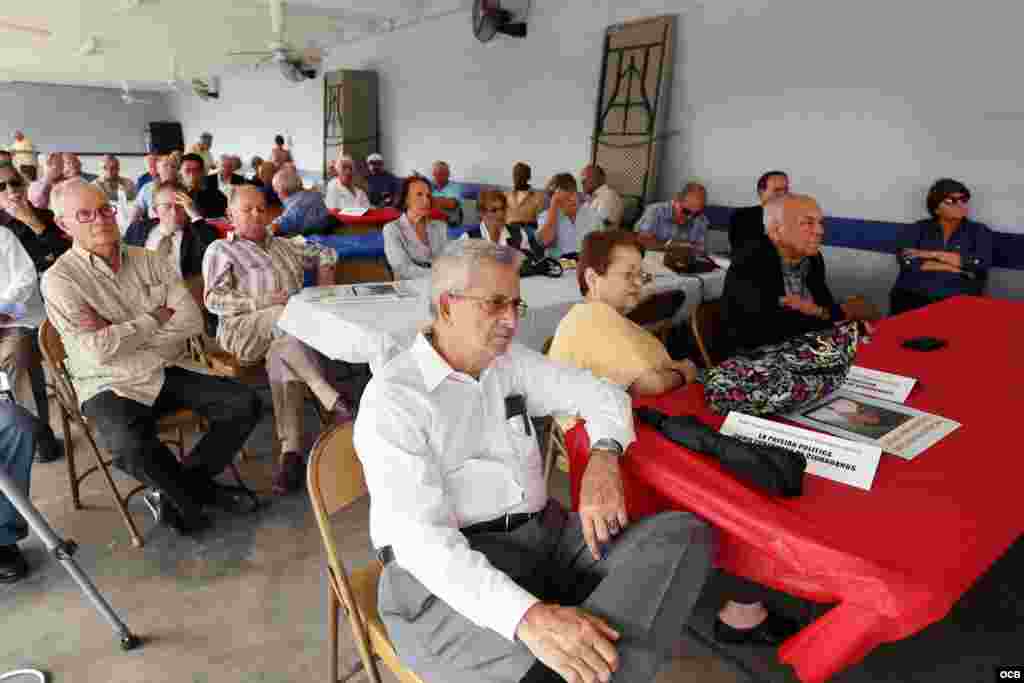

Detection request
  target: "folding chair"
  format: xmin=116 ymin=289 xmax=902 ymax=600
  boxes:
xmin=307 ymin=424 xmax=426 ymax=683
xmin=39 ymin=321 xmax=255 ymax=548
xmin=690 ymin=299 xmax=723 ymax=368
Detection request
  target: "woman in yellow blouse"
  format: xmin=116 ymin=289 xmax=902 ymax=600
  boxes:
xmin=549 ymin=230 xmax=698 ymax=394
xmin=550 ymin=229 xmax=800 ymax=647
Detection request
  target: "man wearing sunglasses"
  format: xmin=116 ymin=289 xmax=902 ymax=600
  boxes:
xmin=0 ymin=166 xmax=70 ymax=274
xmin=41 ymin=182 xmax=262 ymax=535
xmin=889 ymin=178 xmax=994 ymax=315
xmin=354 ymin=239 xmax=713 ymax=683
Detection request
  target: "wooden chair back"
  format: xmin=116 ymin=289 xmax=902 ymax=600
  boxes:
xmin=38 ymin=320 xmax=83 ymax=420
xmin=690 ymin=299 xmax=723 ymax=368
xmin=307 ymin=424 xmax=424 ymax=683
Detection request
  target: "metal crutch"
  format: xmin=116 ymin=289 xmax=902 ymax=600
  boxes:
xmin=1 ymin=375 xmax=140 ymax=652
xmin=0 ymin=466 xmax=140 ymax=651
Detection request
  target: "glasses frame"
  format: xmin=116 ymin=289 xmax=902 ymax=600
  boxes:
xmin=74 ymin=205 xmax=119 ymax=224
xmin=447 ymin=291 xmax=529 ymax=317
xmin=942 ymin=196 xmax=970 ymax=207
xmin=0 ymin=179 xmax=25 ymax=192
xmin=604 ymin=268 xmax=653 ymax=285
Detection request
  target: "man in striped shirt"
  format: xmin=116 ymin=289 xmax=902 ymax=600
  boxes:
xmin=203 ymin=185 xmax=351 ymax=495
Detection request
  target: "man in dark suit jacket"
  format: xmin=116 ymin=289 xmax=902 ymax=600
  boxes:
xmin=728 ymin=170 xmax=789 ymax=252
xmin=123 ymin=180 xmax=220 ymax=335
xmin=180 ymin=153 xmax=228 ymax=219
xmin=720 ymin=194 xmax=875 ymax=357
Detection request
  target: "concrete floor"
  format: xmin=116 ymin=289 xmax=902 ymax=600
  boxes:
xmin=2 ymin=388 xmax=1019 ymax=682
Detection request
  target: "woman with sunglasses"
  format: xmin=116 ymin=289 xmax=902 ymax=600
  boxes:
xmin=889 ymin=178 xmax=994 ymax=315
xmin=549 ymin=230 xmax=698 ymax=396
xmin=0 ymin=166 xmax=70 ymax=274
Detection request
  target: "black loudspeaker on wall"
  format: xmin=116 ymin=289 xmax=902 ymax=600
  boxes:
xmin=147 ymin=121 xmax=184 ymax=154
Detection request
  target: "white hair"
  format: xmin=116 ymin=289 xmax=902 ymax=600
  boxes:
xmin=51 ymin=179 xmax=92 ymax=218
xmin=432 ymin=160 xmax=450 ymax=171
xmin=429 ymin=239 xmax=523 ymax=319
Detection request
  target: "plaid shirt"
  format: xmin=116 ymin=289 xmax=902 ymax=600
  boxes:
xmin=781 ymin=257 xmax=811 ymax=298
xmin=202 ymin=233 xmax=337 ymax=318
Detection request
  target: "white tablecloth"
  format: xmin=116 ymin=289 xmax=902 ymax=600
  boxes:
xmin=278 ymin=265 xmax=725 ymax=372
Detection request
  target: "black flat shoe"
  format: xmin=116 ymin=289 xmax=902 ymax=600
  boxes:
xmin=35 ymin=434 xmax=64 ymax=463
xmin=0 ymin=544 xmax=28 ymax=584
xmin=144 ymin=489 xmax=210 ymax=536
xmin=713 ymin=609 xmax=802 ymax=646
xmin=205 ymin=483 xmax=259 ymax=515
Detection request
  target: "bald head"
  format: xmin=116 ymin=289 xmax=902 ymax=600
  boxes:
xmin=272 ymin=165 xmax=302 ymax=198
xmin=58 ymin=181 xmax=120 ymax=254
xmin=764 ymin=194 xmax=825 ymax=261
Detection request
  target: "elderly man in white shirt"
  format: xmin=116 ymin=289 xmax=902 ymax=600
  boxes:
xmin=581 ymin=164 xmax=624 ymax=230
xmin=324 ymin=154 xmax=369 ymax=211
xmin=354 ymin=239 xmax=713 ymax=683
xmin=0 ymin=228 xmax=62 ymax=462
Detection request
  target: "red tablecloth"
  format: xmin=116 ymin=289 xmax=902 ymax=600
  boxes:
xmin=328 ymin=207 xmax=448 ymax=226
xmin=567 ymin=296 xmax=1024 ymax=682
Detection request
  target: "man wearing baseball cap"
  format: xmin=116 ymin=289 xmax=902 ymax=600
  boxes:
xmin=366 ymin=153 xmax=401 ymax=208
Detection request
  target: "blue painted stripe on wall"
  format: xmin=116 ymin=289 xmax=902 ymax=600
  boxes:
xmin=705 ymin=204 xmax=1024 ymax=271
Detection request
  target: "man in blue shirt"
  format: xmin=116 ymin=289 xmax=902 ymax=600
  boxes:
xmin=366 ymin=153 xmax=402 ymax=208
xmin=635 ymin=182 xmax=710 ymax=254
xmin=272 ymin=166 xmax=336 ymax=235
xmin=136 ymin=153 xmax=159 ymax=192
xmin=430 ymin=160 xmax=464 ymax=226
xmin=889 ymin=178 xmax=993 ymax=314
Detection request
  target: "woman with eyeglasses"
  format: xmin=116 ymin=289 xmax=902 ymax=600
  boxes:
xmin=889 ymin=178 xmax=994 ymax=315
xmin=0 ymin=166 xmax=70 ymax=273
xmin=382 ymin=176 xmax=449 ymax=280
xmin=462 ymin=190 xmax=532 ymax=252
xmin=549 ymin=230 xmax=698 ymax=396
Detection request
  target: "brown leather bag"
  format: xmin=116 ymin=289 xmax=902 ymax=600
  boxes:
xmin=662 ymin=243 xmax=694 ymax=273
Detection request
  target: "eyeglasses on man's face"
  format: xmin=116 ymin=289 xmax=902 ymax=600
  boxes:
xmin=942 ymin=195 xmax=970 ymax=207
xmin=0 ymin=178 xmax=25 ymax=192
xmin=483 ymin=206 xmax=506 ymax=214
xmin=448 ymin=291 xmax=529 ymax=317
xmin=74 ymin=205 xmax=118 ymax=224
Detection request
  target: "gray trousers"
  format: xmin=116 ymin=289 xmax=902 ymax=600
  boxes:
xmin=378 ymin=500 xmax=714 ymax=683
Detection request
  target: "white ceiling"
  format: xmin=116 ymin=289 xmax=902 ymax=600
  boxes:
xmin=0 ymin=0 xmax=454 ymax=91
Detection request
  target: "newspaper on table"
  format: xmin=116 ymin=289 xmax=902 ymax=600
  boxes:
xmin=302 ymin=281 xmax=415 ymax=305
xmin=842 ymin=366 xmax=917 ymax=403
xmin=720 ymin=411 xmax=882 ymax=490
xmin=788 ymin=390 xmax=960 ymax=461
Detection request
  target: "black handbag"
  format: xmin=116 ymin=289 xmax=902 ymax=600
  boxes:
xmin=635 ymin=408 xmax=806 ymax=497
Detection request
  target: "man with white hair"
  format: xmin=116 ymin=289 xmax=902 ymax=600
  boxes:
xmin=93 ymin=155 xmax=136 ymax=203
xmin=41 ymin=182 xmax=262 ymax=534
xmin=271 ymin=166 xmax=336 ymax=235
xmin=720 ymin=193 xmax=876 ymax=357
xmin=430 ymin=160 xmax=464 ymax=226
xmin=61 ymin=153 xmax=96 ymax=183
xmin=27 ymin=153 xmax=64 ymax=210
xmin=132 ymin=155 xmax=180 ymax=223
xmin=213 ymin=154 xmax=249 ymax=203
xmin=355 ymin=239 xmax=714 ymax=683
xmin=324 ymin=154 xmax=369 ymax=210
xmin=203 ymin=185 xmax=351 ymax=496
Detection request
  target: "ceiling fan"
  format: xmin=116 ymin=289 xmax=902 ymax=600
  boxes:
xmin=226 ymin=0 xmax=323 ymax=72
xmin=120 ymin=82 xmax=152 ymax=105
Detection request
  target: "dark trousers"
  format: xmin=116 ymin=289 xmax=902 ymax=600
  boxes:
xmin=82 ymin=367 xmax=261 ymax=523
xmin=0 ymin=402 xmax=39 ymax=546
xmin=889 ymin=287 xmax=941 ymax=316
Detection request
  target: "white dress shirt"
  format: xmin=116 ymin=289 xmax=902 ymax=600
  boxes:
xmin=461 ymin=223 xmax=530 ymax=251
xmin=0 ymin=227 xmax=45 ymax=330
xmin=144 ymin=225 xmax=185 ymax=278
xmin=324 ymin=180 xmax=370 ymax=210
xmin=353 ymin=333 xmax=635 ymax=642
xmin=585 ymin=184 xmax=624 ymax=229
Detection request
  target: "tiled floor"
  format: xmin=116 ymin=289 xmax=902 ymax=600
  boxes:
xmin=2 ymin=388 xmax=1019 ymax=682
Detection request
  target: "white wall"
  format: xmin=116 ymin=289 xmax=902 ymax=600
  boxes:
xmin=173 ymin=0 xmax=1024 ymax=231
xmin=1 ymin=82 xmax=172 ymax=159
xmin=169 ymin=68 xmax=323 ymax=176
